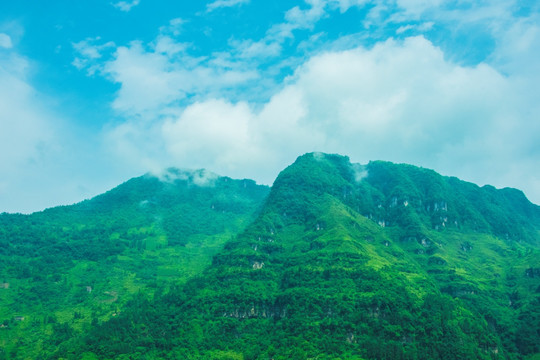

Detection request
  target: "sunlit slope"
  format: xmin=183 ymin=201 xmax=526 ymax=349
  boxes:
xmin=62 ymin=153 xmax=540 ymax=360
xmin=0 ymin=169 xmax=269 ymax=359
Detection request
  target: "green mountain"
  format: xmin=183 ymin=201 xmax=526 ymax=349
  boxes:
xmin=2 ymin=153 xmax=540 ymax=360
xmin=0 ymin=169 xmax=269 ymax=359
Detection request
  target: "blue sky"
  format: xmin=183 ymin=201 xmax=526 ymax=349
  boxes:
xmin=1 ymin=0 xmax=539 ymax=213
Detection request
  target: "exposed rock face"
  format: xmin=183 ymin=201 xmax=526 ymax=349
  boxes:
xmin=223 ymin=303 xmax=287 ymax=319
xmin=252 ymin=261 xmax=264 ymax=270
xmin=427 ymin=201 xmax=448 ymax=212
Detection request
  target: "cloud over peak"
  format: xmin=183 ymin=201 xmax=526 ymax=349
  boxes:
xmin=104 ymin=34 xmax=540 ymax=203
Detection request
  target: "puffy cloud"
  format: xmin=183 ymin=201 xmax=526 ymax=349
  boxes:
xmin=162 ymin=99 xmax=259 ymax=171
xmin=284 ymin=36 xmax=537 ymax=197
xmin=99 ymin=39 xmax=258 ymax=117
xmin=105 ymin=41 xmax=186 ymax=115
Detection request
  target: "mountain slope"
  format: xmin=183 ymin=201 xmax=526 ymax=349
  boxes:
xmin=57 ymin=153 xmax=540 ymax=360
xmin=0 ymin=169 xmax=269 ymax=359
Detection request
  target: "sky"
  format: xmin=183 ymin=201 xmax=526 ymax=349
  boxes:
xmin=0 ymin=0 xmax=539 ymax=213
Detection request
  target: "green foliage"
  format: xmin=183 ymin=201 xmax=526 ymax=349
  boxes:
xmin=0 ymin=169 xmax=269 ymax=358
xmin=1 ymin=154 xmax=539 ymax=359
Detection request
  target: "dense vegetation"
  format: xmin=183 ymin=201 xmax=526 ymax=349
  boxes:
xmin=0 ymin=169 xmax=269 ymax=359
xmin=1 ymin=154 xmax=539 ymax=359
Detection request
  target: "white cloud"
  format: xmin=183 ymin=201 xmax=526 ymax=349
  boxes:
xmin=162 ymin=99 xmax=260 ymax=172
xmin=0 ymin=33 xmax=12 ymax=48
xmin=153 ymin=35 xmax=188 ymax=56
xmin=284 ymin=0 xmax=328 ymax=29
xmin=73 ymin=38 xmax=114 ymax=60
xmin=228 ymin=38 xmax=282 ymax=59
xmin=222 ymin=0 xmax=364 ymax=62
xmin=112 ymin=0 xmax=140 ymax=12
xmin=102 ymin=40 xmax=258 ymax=117
xmin=206 ymin=0 xmax=250 ymax=12
xmin=267 ymin=0 xmax=329 ymax=42
xmin=159 ymin=18 xmax=184 ymax=36
xmin=2 ymin=0 xmax=537 ymax=215
xmin=105 ymin=41 xmax=186 ymax=115
xmin=225 ymin=0 xmax=337 ymax=61
xmin=396 ymin=21 xmax=433 ymax=34
xmin=72 ymin=37 xmax=115 ymax=75
xmin=66 ymin=2 xmax=539 ymax=205
xmin=105 ymin=35 xmax=540 ymax=204
xmin=396 ymin=24 xmax=414 ymax=34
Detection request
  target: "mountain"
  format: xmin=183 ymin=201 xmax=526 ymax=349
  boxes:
xmin=0 ymin=169 xmax=269 ymax=359
xmin=2 ymin=153 xmax=540 ymax=360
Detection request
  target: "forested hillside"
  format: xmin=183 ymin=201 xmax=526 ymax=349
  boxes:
xmin=0 ymin=169 xmax=269 ymax=359
xmin=2 ymin=154 xmax=540 ymax=360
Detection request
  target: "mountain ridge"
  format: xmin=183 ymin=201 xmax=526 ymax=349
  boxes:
xmin=49 ymin=152 xmax=540 ymax=360
xmin=1 ymin=153 xmax=539 ymax=360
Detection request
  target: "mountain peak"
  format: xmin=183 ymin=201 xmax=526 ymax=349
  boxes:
xmin=2 ymin=153 xmax=539 ymax=360
xmin=268 ymin=153 xmax=540 ymax=242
